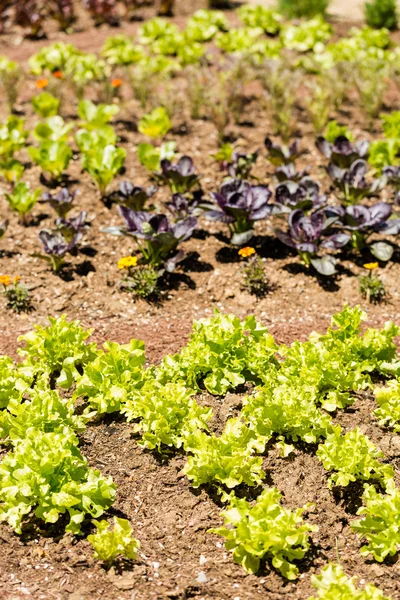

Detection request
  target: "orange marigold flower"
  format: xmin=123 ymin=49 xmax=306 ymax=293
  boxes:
xmin=53 ymin=70 xmax=63 ymax=79
xmin=238 ymin=247 xmax=256 ymax=258
xmin=0 ymin=275 xmax=11 ymax=286
xmin=35 ymin=78 xmax=49 ymax=89
xmin=363 ymin=262 xmax=379 ymax=270
xmin=111 ymin=78 xmax=123 ymax=88
xmin=13 ymin=275 xmax=21 ymax=284
xmin=118 ymin=256 xmax=138 ymax=270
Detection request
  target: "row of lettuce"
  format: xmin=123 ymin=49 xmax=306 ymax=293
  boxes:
xmin=0 ymin=306 xmax=399 ymax=596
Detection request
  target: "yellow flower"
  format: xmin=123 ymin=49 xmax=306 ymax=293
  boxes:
xmin=118 ymin=256 xmax=138 ymax=270
xmin=238 ymin=247 xmax=256 ymax=258
xmin=0 ymin=275 xmax=11 ymax=286
xmin=363 ymin=262 xmax=379 ymax=270
xmin=13 ymin=276 xmax=21 ymax=284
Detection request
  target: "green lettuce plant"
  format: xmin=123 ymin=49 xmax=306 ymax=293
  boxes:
xmin=18 ymin=314 xmax=97 ymax=387
xmin=32 ymin=92 xmax=60 ymax=118
xmin=28 ymin=42 xmax=80 ymax=76
xmin=185 ymin=9 xmax=228 ymax=42
xmin=183 ymin=418 xmax=265 ymax=489
xmin=29 ymin=141 xmax=72 ymax=181
xmin=138 ymin=106 xmax=171 ymax=139
xmin=123 ymin=380 xmax=212 ymax=450
xmin=0 ymin=356 xmax=31 ymax=410
xmin=278 ymin=0 xmax=330 ymax=18
xmin=237 ymin=5 xmax=281 ymax=35
xmin=88 ymin=517 xmax=140 ymax=565
xmin=374 ymin=379 xmax=400 ymax=431
xmin=0 ymin=380 xmax=91 ymax=443
xmin=33 ymin=116 xmax=74 ymax=142
xmin=210 ymin=487 xmax=317 ymax=579
xmin=138 ymin=141 xmax=176 ymax=172
xmin=0 ymin=426 xmax=116 ymax=535
xmin=81 ymin=144 xmax=126 ymax=196
xmin=5 ymin=182 xmax=41 ymax=225
xmin=0 ymin=116 xmax=29 ymax=159
xmin=75 ymin=126 xmax=117 ymax=154
xmin=308 ymin=563 xmax=392 ymax=599
xmin=351 ymin=479 xmax=400 ymax=562
xmin=74 ymin=340 xmax=146 ymax=415
xmin=78 ymin=99 xmax=119 ymax=130
xmin=0 ymin=159 xmax=24 ymax=183
xmin=156 ymin=312 xmax=277 ymax=395
xmin=101 ymin=35 xmax=144 ymax=66
xmin=316 ymin=425 xmax=394 ymax=488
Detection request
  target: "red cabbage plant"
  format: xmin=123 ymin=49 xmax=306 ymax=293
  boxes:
xmin=327 ymin=160 xmax=386 ymax=205
xmin=205 ymin=179 xmax=274 ymax=245
xmin=316 ymin=135 xmax=370 ymax=168
xmin=104 ymin=208 xmax=197 ymax=272
xmin=275 ymin=178 xmax=327 ymax=214
xmin=325 ymin=202 xmax=400 ymax=261
xmin=275 ymin=209 xmax=350 ymax=275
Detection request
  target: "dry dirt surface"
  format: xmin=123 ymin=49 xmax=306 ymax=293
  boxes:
xmin=1 ymin=5 xmax=400 ymax=600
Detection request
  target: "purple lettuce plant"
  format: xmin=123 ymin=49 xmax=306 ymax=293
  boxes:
xmin=37 ymin=229 xmax=81 ymax=272
xmin=316 ymin=135 xmax=370 ymax=168
xmin=51 ymin=0 xmax=75 ymax=30
xmin=15 ymin=0 xmax=43 ymax=37
xmin=166 ymin=193 xmax=200 ymax=221
xmin=205 ymin=179 xmax=273 ymax=245
xmin=275 ymin=210 xmax=350 ymax=275
xmin=83 ymin=0 xmax=117 ymax=25
xmin=325 ymin=203 xmax=400 ymax=261
xmin=104 ymin=208 xmax=197 ymax=272
xmin=383 ymin=166 xmax=400 ymax=191
xmin=40 ymin=188 xmax=78 ymax=219
xmin=275 ymin=178 xmax=327 ymax=213
xmin=55 ymin=211 xmax=87 ymax=242
xmin=156 ymin=157 xmax=200 ymax=194
xmin=110 ymin=181 xmax=157 ymax=212
xmin=327 ymin=160 xmax=386 ymax=204
xmin=265 ymin=138 xmax=302 ymax=167
xmin=227 ymin=151 xmax=258 ymax=180
xmin=275 ymin=163 xmax=309 ymax=183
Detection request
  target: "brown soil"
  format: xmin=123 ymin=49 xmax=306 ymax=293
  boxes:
xmin=1 ymin=7 xmax=400 ymax=600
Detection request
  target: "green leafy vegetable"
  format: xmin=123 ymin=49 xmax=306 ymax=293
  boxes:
xmin=5 ymin=182 xmax=41 ymax=225
xmin=75 ymin=340 xmax=146 ymax=414
xmin=351 ymin=479 xmax=400 ymax=562
xmin=374 ymin=379 xmax=400 ymax=431
xmin=316 ymin=425 xmax=394 ymax=488
xmin=210 ymin=487 xmax=317 ymax=579
xmin=308 ymin=563 xmax=392 ymax=599
xmin=156 ymin=312 xmax=277 ymax=395
xmin=29 ymin=141 xmax=72 ymax=180
xmin=32 ymin=92 xmax=60 ymax=118
xmin=88 ymin=517 xmax=140 ymax=565
xmin=123 ymin=380 xmax=212 ymax=449
xmin=18 ymin=314 xmax=97 ymax=387
xmin=138 ymin=106 xmax=171 ymax=139
xmin=0 ymin=427 xmax=116 ymax=534
xmin=78 ymin=99 xmax=119 ymax=130
xmin=183 ymin=418 xmax=265 ymax=489
xmin=81 ymin=144 xmax=126 ymax=196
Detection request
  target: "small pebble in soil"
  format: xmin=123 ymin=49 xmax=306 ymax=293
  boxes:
xmin=197 ymin=571 xmax=208 ymax=583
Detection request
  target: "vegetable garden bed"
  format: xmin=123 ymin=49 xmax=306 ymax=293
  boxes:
xmin=1 ymin=2 xmax=400 ymax=599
